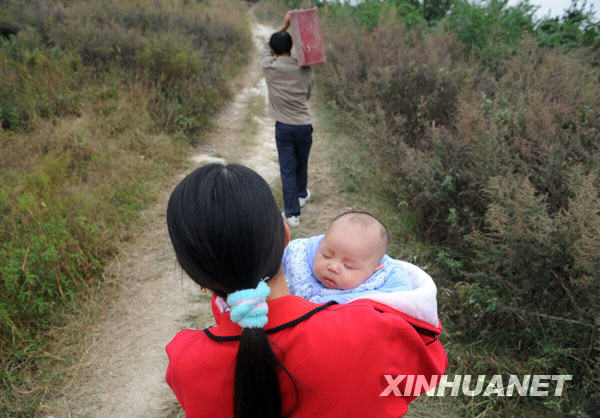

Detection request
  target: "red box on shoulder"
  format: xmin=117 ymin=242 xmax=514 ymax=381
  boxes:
xmin=289 ymin=8 xmax=327 ymax=66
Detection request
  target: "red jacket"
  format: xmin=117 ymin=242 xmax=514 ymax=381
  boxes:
xmin=166 ymin=295 xmax=448 ymax=417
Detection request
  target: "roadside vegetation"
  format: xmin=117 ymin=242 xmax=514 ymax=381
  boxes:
xmin=0 ymin=0 xmax=250 ymax=414
xmin=256 ymin=0 xmax=599 ymax=416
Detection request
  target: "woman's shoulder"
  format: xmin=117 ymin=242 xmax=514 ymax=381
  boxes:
xmin=166 ymin=329 xmax=210 ymax=361
xmin=277 ymin=299 xmax=448 ymax=398
xmin=316 ymin=300 xmax=448 ymax=377
xmin=305 ymin=299 xmax=427 ymax=342
xmin=322 ymin=298 xmax=405 ymax=319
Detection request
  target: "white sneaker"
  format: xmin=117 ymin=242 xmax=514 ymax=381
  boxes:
xmin=299 ymin=189 xmax=311 ymax=208
xmin=282 ymin=211 xmax=300 ymax=227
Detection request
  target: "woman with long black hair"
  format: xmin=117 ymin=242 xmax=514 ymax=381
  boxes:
xmin=165 ymin=163 xmax=447 ymax=417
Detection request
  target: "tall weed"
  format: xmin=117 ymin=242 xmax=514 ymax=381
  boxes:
xmin=315 ymin=3 xmax=600 ymax=414
xmin=9 ymin=0 xmax=251 ymax=138
xmin=0 ymin=34 xmax=83 ymax=131
xmin=465 ymin=171 xmax=600 ymax=413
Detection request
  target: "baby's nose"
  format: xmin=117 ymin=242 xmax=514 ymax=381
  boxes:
xmin=327 ymin=262 xmax=341 ymax=274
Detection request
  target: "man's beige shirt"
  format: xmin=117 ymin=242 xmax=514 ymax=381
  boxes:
xmin=261 ymin=43 xmax=314 ymax=126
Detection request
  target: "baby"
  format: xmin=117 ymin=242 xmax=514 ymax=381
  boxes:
xmin=313 ymin=210 xmax=388 ymax=291
xmin=283 ymin=211 xmax=440 ymax=327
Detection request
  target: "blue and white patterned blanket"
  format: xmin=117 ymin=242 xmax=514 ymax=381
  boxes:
xmin=283 ymin=235 xmax=439 ymax=327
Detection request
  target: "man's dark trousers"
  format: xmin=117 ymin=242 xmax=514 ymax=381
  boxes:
xmin=275 ymin=121 xmax=312 ymax=217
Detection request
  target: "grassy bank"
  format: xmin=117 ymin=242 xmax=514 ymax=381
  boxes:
xmin=0 ymin=0 xmax=250 ymax=415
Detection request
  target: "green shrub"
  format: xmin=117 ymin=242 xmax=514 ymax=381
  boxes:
xmin=136 ymin=32 xmax=218 ymax=137
xmin=321 ymin=0 xmax=427 ymax=31
xmin=316 ymin=3 xmax=600 ymax=414
xmin=537 ymin=0 xmax=600 ymax=50
xmin=10 ymin=0 xmax=251 ymax=138
xmin=0 ymin=35 xmax=83 ymax=131
xmin=443 ymin=0 xmax=537 ymax=71
xmin=465 ymin=170 xmax=600 ymax=413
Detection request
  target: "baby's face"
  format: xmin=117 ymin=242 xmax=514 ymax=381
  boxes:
xmin=313 ymin=222 xmax=384 ymax=290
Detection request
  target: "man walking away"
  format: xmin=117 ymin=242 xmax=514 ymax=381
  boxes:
xmin=262 ymin=12 xmax=314 ymax=227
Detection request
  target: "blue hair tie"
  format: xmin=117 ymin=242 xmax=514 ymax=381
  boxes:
xmin=227 ymin=278 xmax=271 ymax=328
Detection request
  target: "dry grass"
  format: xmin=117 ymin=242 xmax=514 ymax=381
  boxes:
xmin=38 ymin=184 xmax=210 ymax=417
xmin=237 ymin=93 xmax=267 ymax=145
xmin=0 ymin=0 xmax=251 ymax=415
xmin=36 ymin=18 xmax=273 ymax=416
xmin=1 ymin=75 xmax=188 ymax=417
xmin=314 ymin=6 xmax=600 ymax=415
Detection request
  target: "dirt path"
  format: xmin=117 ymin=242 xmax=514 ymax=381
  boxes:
xmin=190 ymin=21 xmax=280 ymax=184
xmin=44 ymin=19 xmax=333 ymax=418
xmin=45 ymin=15 xmax=456 ymax=418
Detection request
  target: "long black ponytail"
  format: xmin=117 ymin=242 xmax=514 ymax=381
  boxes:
xmin=166 ymin=164 xmax=291 ymax=418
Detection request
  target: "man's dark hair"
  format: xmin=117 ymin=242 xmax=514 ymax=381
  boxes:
xmin=269 ymin=31 xmax=292 ymax=55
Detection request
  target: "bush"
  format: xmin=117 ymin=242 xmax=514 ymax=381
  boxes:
xmin=320 ymin=15 xmax=470 ymax=244
xmin=316 ymin=3 xmax=600 ymax=414
xmin=136 ymin=32 xmax=218 ymax=136
xmin=537 ymin=0 xmax=600 ymax=50
xmin=443 ymin=0 xmax=537 ymax=71
xmin=0 ymin=35 xmax=83 ymax=131
xmin=10 ymin=0 xmax=251 ymax=138
xmin=322 ymin=0 xmax=427 ymax=30
xmin=465 ymin=170 xmax=600 ymax=412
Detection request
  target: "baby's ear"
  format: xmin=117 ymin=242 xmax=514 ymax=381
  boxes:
xmin=374 ymin=263 xmax=384 ymax=272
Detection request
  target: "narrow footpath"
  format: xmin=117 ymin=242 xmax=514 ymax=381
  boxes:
xmin=47 ymin=20 xmax=311 ymax=418
xmin=46 ymin=15 xmax=457 ymax=417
